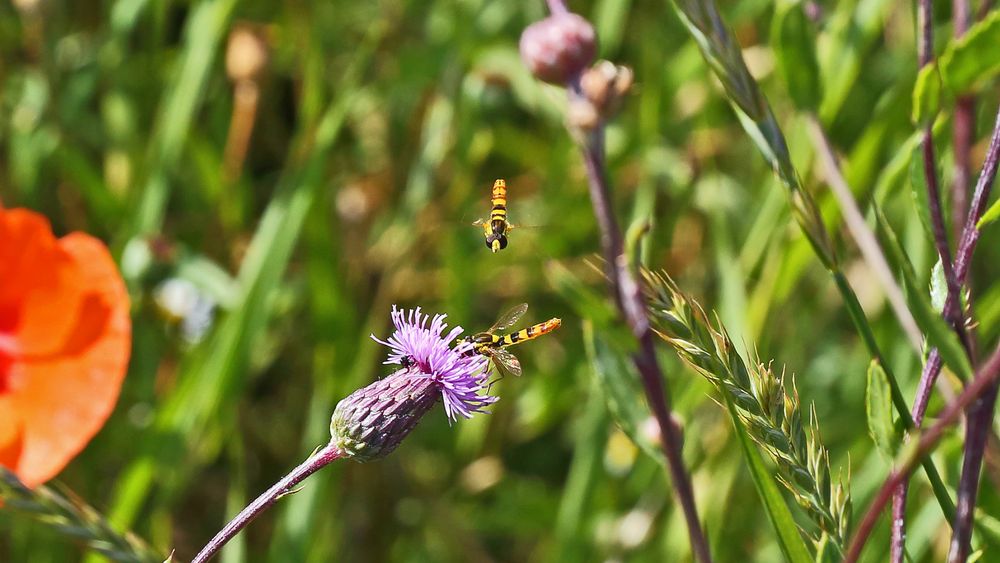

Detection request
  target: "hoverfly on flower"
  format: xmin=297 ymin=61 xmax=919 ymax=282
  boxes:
xmin=465 ymin=303 xmax=561 ymax=379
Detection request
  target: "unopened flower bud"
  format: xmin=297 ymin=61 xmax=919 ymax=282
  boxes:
xmin=580 ymin=60 xmax=634 ymax=118
xmin=580 ymin=61 xmax=614 ymax=108
xmin=519 ymin=13 xmax=596 ymax=84
xmin=226 ymin=25 xmax=268 ymax=83
xmin=330 ymin=368 xmax=439 ymax=462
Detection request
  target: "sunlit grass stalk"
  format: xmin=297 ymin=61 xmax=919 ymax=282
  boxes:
xmin=663 ymin=0 xmax=958 ymax=523
xmin=0 ymin=469 xmax=164 ymax=563
xmin=806 ymin=116 xmax=923 ymax=352
xmin=643 ymin=270 xmax=851 ymax=555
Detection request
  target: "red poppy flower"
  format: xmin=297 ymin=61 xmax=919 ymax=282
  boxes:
xmin=0 ymin=207 xmax=130 ymax=488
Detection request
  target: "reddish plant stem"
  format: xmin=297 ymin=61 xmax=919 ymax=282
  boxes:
xmin=955 ymin=108 xmax=1000 ymax=279
xmin=892 ymin=0 xmax=942 ymax=555
xmin=577 ymin=118 xmax=713 ymax=563
xmin=949 ymin=384 xmax=1000 ymax=562
xmin=846 ymin=342 xmax=1000 ymax=563
xmin=953 ymin=95 xmax=975 ymax=240
xmin=191 ymin=443 xmax=344 ymax=563
xmin=921 ymin=135 xmax=969 ymax=342
xmin=891 ymin=1 xmax=971 ymax=558
xmin=947 ymin=107 xmax=1000 ymax=562
xmin=979 ymin=0 xmax=996 ymax=19
xmin=945 ymin=0 xmax=987 ymax=556
xmin=887 ymin=105 xmax=1000 ymax=563
xmin=544 ymin=2 xmax=710 ymax=556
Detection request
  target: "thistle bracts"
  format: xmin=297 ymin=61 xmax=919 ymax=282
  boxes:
xmin=331 ymin=306 xmax=496 ymax=461
xmin=330 ymin=369 xmax=438 ymax=462
xmin=643 ymin=270 xmax=851 ymax=554
xmin=0 ymin=468 xmax=164 ymax=563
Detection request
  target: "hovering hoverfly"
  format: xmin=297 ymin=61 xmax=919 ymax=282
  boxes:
xmin=473 ymin=179 xmax=514 ymax=253
xmin=465 ymin=303 xmax=562 ymax=379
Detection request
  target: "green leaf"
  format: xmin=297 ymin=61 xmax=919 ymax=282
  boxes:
xmin=976 ymin=197 xmax=1000 ymax=230
xmin=908 ymin=145 xmax=936 ymax=244
xmin=930 ymin=259 xmax=947 ymax=314
xmin=874 ymin=207 xmax=973 ymax=382
xmin=939 ymin=11 xmax=1000 ymax=93
xmin=722 ymin=392 xmax=814 ymax=563
xmin=583 ymin=322 xmax=665 ymax=466
xmin=911 ymin=63 xmax=942 ymax=126
xmin=866 ymin=360 xmax=898 ymax=458
xmin=816 ymin=0 xmax=895 ymax=121
xmin=772 ymin=1 xmax=821 ymax=110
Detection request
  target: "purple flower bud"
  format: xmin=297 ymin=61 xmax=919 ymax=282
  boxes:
xmin=331 ymin=307 xmax=496 ymax=461
xmin=330 ymin=368 xmax=439 ymax=461
xmin=519 ymin=13 xmax=597 ymax=84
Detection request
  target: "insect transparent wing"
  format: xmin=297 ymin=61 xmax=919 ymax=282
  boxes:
xmin=489 ymin=303 xmax=528 ymax=333
xmin=505 ymin=223 xmax=545 ymax=230
xmin=490 ymin=347 xmax=523 ymax=378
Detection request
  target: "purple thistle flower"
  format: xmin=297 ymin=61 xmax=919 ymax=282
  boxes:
xmin=330 ymin=307 xmax=495 ymax=462
xmin=371 ymin=306 xmax=496 ymax=420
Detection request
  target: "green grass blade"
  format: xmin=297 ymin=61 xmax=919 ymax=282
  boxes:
xmin=873 ymin=207 xmax=973 ymax=382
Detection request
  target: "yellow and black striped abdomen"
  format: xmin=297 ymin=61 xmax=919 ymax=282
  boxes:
xmin=500 ymin=318 xmax=561 ymax=347
xmin=489 ymin=179 xmax=507 ymax=223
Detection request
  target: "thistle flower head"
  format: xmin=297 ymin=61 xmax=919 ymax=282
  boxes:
xmin=371 ymin=306 xmax=495 ymax=420
xmin=330 ymin=307 xmax=495 ymax=461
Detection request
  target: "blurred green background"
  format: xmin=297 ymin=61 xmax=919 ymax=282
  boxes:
xmin=2 ymin=0 xmax=1000 ymax=560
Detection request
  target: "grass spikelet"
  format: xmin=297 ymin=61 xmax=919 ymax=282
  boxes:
xmin=643 ymin=270 xmax=851 ymax=554
xmin=666 ymin=0 xmax=836 ymax=269
xmin=0 ymin=469 xmax=165 ymax=563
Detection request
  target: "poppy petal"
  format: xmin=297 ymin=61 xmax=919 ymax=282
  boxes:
xmin=0 ymin=397 xmax=24 ymax=470
xmin=0 ymin=209 xmax=82 ymax=357
xmin=4 ymin=233 xmax=130 ymax=487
